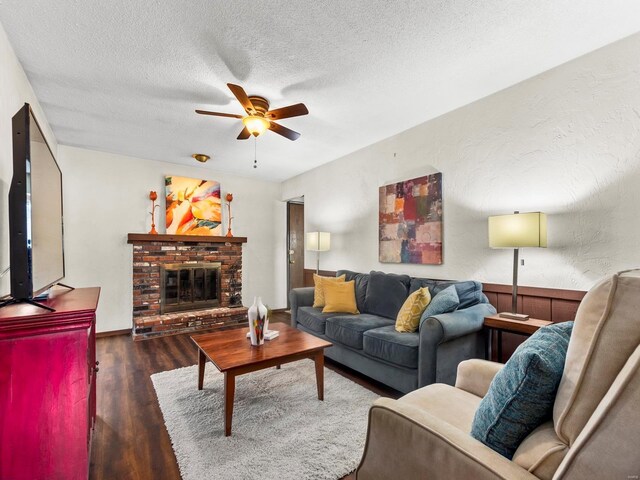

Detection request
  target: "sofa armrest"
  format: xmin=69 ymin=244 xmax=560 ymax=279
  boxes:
xmin=417 ymin=303 xmax=496 ymax=386
xmin=356 ymin=398 xmax=537 ymax=480
xmin=419 ymin=302 xmax=496 ymax=341
xmin=455 ymin=359 xmax=504 ymax=398
xmin=288 ymin=287 xmax=315 ymax=327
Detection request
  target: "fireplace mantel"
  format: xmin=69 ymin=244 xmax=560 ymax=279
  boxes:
xmin=127 ymin=233 xmax=247 ymax=244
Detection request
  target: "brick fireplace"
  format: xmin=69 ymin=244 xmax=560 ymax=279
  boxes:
xmin=127 ymin=233 xmax=248 ymax=339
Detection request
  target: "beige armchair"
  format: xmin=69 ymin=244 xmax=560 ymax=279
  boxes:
xmin=356 ymin=269 xmax=640 ymax=480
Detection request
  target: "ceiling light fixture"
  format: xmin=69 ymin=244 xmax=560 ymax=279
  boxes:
xmin=242 ymin=115 xmax=270 ymax=137
xmin=192 ymin=153 xmax=210 ymax=163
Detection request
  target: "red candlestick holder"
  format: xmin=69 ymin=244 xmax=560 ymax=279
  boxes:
xmin=225 ymin=193 xmax=234 ymax=237
xmin=149 ymin=191 xmax=158 ymax=235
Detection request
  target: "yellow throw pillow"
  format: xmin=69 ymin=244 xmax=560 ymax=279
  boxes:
xmin=322 ymin=280 xmax=359 ymax=314
xmin=313 ymin=274 xmax=346 ymax=308
xmin=395 ymin=287 xmax=432 ymax=333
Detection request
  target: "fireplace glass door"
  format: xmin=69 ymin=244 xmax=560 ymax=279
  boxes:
xmin=160 ymin=262 xmax=221 ymax=314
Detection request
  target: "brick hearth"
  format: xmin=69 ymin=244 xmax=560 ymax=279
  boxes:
xmin=127 ymin=234 xmax=248 ymax=339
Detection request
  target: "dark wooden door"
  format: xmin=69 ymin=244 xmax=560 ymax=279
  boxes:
xmin=287 ymin=202 xmax=304 ymax=305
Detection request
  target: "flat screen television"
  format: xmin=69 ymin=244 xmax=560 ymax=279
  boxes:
xmin=6 ymin=103 xmax=65 ymax=305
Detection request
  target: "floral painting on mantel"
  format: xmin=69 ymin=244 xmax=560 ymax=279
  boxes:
xmin=165 ymin=176 xmax=222 ymax=235
xmin=379 ymin=172 xmax=443 ymax=264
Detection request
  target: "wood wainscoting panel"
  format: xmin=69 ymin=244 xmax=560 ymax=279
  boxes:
xmin=482 ymin=283 xmax=586 ymax=361
xmin=303 ymin=269 xmax=338 ymax=288
xmin=551 ymin=299 xmax=582 ymax=322
xmin=482 ymin=283 xmax=586 ymax=323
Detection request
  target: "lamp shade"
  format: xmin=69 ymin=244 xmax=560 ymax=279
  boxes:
xmin=306 ymin=232 xmax=330 ymax=252
xmin=488 ymin=212 xmax=547 ymax=248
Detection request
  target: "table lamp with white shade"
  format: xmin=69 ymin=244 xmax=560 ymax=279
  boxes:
xmin=488 ymin=211 xmax=547 ymax=320
xmin=306 ymin=232 xmax=331 ymax=274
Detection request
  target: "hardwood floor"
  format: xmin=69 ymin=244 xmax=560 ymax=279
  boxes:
xmin=89 ymin=312 xmax=401 ymax=480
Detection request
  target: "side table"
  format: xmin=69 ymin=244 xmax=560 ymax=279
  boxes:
xmin=484 ymin=315 xmax=553 ymax=363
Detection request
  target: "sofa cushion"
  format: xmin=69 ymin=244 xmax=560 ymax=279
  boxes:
xmin=409 ymin=278 xmax=437 ymax=294
xmin=364 ymin=271 xmax=411 ymax=319
xmin=471 ymin=322 xmax=573 ymax=459
xmin=325 ymin=314 xmax=394 ymax=350
xmin=512 ymin=421 xmax=568 ymax=480
xmin=400 ymin=383 xmax=482 ymax=432
xmin=322 ymin=280 xmax=359 ymax=314
xmin=364 ymin=325 xmax=419 ymax=369
xmin=296 ymin=306 xmax=339 ymax=335
xmin=337 ymin=270 xmax=369 ymax=313
xmin=410 ymin=278 xmax=484 ymax=310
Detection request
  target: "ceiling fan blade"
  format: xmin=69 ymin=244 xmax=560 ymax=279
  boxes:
xmin=268 ymin=121 xmax=301 ymax=141
xmin=227 ymin=83 xmax=255 ymax=114
xmin=195 ymin=109 xmax=243 ymax=119
xmin=266 ymin=103 xmax=309 ymax=120
xmin=237 ymin=127 xmax=251 ymax=140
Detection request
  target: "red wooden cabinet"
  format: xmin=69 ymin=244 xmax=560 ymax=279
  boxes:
xmin=0 ymin=287 xmax=100 ymax=480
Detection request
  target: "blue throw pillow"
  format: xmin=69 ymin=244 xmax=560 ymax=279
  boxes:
xmin=432 ymin=280 xmax=484 ymax=309
xmin=419 ymin=285 xmax=460 ymax=323
xmin=470 ymin=321 xmax=574 ymax=459
xmin=410 ymin=279 xmax=484 ymax=309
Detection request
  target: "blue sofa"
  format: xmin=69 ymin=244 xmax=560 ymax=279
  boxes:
xmin=289 ymin=270 xmax=496 ymax=393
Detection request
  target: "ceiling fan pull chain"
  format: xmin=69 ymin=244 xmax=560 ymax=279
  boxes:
xmin=253 ymin=136 xmax=258 ymax=169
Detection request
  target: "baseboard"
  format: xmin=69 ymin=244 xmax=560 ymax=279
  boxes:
xmin=96 ymin=328 xmax=131 ymax=338
xmin=271 ymin=308 xmax=288 ymax=313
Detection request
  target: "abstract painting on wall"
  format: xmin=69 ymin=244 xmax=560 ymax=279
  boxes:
xmin=165 ymin=176 xmax=222 ymax=235
xmin=379 ymin=172 xmax=443 ymax=264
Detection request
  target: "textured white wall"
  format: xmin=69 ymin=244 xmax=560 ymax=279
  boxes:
xmin=0 ymin=22 xmax=57 ymax=297
xmin=282 ymin=33 xmax=640 ymax=296
xmin=57 ymin=146 xmax=285 ymax=332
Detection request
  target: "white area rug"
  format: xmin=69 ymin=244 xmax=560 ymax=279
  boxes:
xmin=151 ymin=360 xmax=379 ymax=480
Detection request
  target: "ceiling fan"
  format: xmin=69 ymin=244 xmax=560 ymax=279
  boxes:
xmin=196 ymin=83 xmax=309 ymax=141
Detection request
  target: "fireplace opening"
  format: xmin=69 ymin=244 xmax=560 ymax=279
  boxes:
xmin=160 ymin=262 xmax=222 ymax=314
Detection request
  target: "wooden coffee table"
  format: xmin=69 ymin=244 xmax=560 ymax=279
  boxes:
xmin=191 ymin=323 xmax=332 ymax=436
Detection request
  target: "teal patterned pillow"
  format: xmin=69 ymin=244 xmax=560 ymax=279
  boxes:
xmin=419 ymin=285 xmax=460 ymax=323
xmin=471 ymin=322 xmax=573 ymax=459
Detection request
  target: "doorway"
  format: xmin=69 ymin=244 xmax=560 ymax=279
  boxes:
xmin=286 ymin=200 xmax=304 ymax=307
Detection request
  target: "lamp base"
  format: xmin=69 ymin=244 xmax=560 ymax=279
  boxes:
xmin=499 ymin=312 xmax=530 ymax=321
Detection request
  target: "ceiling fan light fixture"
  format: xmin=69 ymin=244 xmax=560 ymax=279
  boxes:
xmin=242 ymin=115 xmax=270 ymax=137
xmin=192 ymin=153 xmax=210 ymax=163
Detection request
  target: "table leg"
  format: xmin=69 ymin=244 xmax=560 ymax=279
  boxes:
xmin=276 ymin=365 xmax=281 ymax=369
xmin=198 ymin=349 xmax=206 ymax=390
xmin=314 ymin=351 xmax=324 ymax=401
xmin=224 ymin=372 xmax=235 ymax=437
xmin=485 ymin=328 xmax=491 ymax=361
xmin=497 ymin=330 xmax=503 ymax=363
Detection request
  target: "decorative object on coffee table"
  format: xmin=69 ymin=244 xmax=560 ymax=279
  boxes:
xmin=225 ymin=193 xmax=234 ymax=237
xmin=488 ymin=211 xmax=547 ymax=320
xmin=264 ymin=303 xmax=272 ymax=333
xmin=148 ymin=190 xmax=159 ymax=234
xmin=247 ymin=296 xmax=267 ymax=346
xmin=379 ymin=172 xmax=443 ymax=264
xmin=165 ymin=175 xmax=222 ymax=235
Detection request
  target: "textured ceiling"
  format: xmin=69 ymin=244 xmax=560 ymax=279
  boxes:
xmin=1 ymin=1 xmax=640 ymax=182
